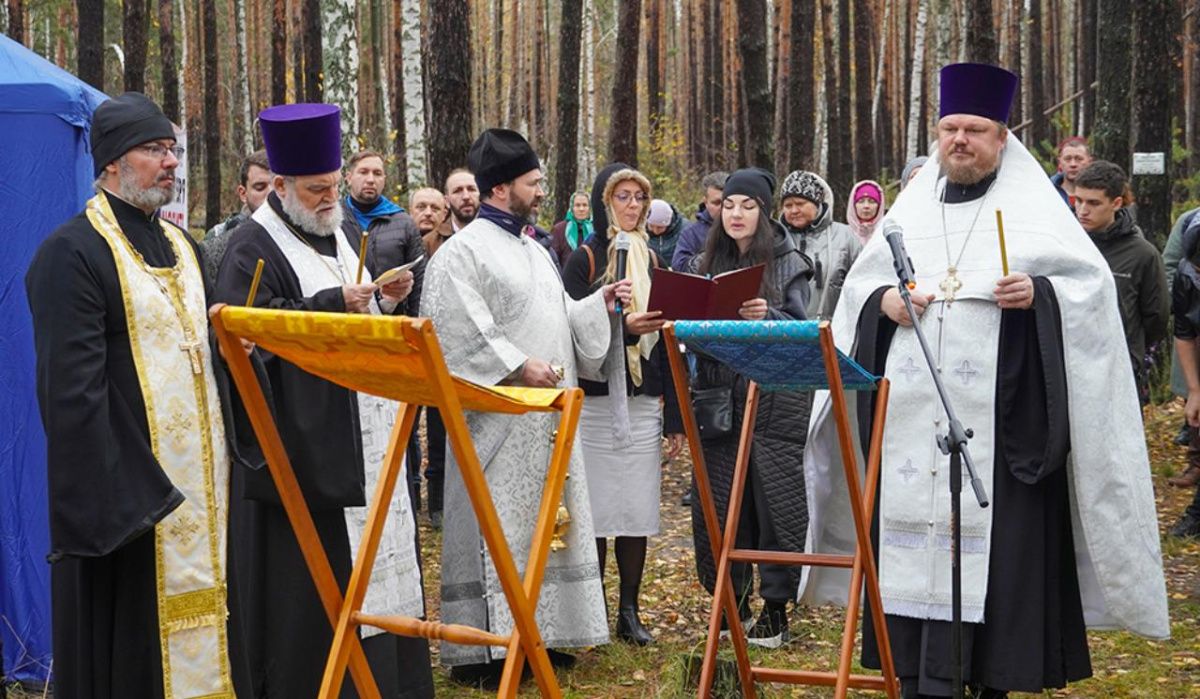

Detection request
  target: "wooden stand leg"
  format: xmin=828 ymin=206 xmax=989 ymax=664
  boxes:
xmin=497 ymin=391 xmax=583 ymax=698
xmin=819 ymin=329 xmax=899 ymax=699
xmin=662 ymin=326 xmax=755 ymax=698
xmin=319 ymin=403 xmax=420 ymax=698
xmin=413 ymin=323 xmax=561 ymax=699
xmin=212 ymin=307 xmax=381 ymax=699
xmin=699 ymin=382 xmax=761 ymax=699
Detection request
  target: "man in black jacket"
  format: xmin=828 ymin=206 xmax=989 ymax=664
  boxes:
xmin=1075 ymin=160 xmax=1169 ymax=401
xmin=340 ymin=150 xmax=426 ymax=316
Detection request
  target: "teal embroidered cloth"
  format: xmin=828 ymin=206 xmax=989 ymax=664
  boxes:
xmin=673 ymin=320 xmax=878 ymax=391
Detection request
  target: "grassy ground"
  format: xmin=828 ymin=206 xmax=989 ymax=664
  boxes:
xmin=6 ymin=403 xmax=1199 ymax=698
xmin=421 ymin=400 xmax=1200 ymax=698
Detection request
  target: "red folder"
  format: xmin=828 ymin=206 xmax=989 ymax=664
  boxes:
xmin=647 ymin=264 xmax=766 ymax=320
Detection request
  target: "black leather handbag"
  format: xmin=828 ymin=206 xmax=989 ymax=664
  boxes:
xmin=691 ymin=385 xmax=733 ymax=441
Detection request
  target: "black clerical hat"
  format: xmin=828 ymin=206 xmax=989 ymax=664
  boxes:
xmin=468 ymin=129 xmax=541 ymax=195
xmin=90 ymin=92 xmax=176 ymax=177
xmin=939 ymin=63 xmax=1020 ymax=123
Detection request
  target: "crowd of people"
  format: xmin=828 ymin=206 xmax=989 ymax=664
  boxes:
xmin=21 ymin=60 xmax=1185 ymax=699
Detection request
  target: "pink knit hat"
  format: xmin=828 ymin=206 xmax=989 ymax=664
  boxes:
xmin=853 ymin=181 xmax=883 ymax=204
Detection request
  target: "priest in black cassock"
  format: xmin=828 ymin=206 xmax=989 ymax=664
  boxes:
xmin=215 ymin=104 xmax=433 ymax=698
xmin=802 ymin=63 xmax=1170 ymax=698
xmin=26 ymin=93 xmax=237 ymax=698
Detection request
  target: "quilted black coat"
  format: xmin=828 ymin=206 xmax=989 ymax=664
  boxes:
xmin=688 ymin=222 xmax=814 ymax=594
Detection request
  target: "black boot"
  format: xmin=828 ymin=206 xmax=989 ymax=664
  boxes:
xmin=616 ymin=603 xmax=654 ymax=645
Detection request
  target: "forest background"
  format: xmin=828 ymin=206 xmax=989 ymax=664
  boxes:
xmin=0 ymin=0 xmax=1192 ymax=248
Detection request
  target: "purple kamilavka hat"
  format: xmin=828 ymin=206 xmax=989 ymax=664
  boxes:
xmin=258 ymin=103 xmax=342 ymax=176
xmin=939 ymin=63 xmax=1020 ymax=123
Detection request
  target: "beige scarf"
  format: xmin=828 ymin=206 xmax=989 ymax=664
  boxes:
xmin=612 ymin=229 xmax=659 ymax=386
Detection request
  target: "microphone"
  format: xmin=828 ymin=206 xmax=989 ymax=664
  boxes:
xmin=614 ymin=231 xmax=631 ymax=313
xmin=883 ymin=221 xmax=917 ymax=290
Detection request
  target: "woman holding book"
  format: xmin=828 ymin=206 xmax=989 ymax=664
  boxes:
xmin=561 ymin=164 xmax=685 ymax=646
xmin=685 ymin=167 xmax=814 ymax=648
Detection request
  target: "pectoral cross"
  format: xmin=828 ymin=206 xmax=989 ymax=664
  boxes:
xmin=179 ymin=340 xmax=204 ymax=375
xmin=939 ymin=266 xmax=963 ymax=303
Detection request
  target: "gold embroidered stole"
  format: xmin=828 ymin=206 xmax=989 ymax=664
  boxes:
xmin=86 ymin=192 xmax=233 ymax=698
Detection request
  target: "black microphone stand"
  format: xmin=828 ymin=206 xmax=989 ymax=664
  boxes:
xmin=894 ymin=279 xmax=990 ymax=699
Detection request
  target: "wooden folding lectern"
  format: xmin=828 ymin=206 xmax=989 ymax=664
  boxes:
xmin=663 ymin=319 xmax=899 ymax=698
xmin=212 ymin=305 xmax=582 ymax=699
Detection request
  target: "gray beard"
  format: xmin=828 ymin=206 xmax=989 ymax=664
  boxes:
xmin=117 ymin=160 xmax=174 ymax=210
xmin=280 ymin=190 xmax=344 ymax=237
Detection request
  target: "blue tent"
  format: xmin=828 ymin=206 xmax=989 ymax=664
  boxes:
xmin=0 ymin=34 xmax=106 ymax=687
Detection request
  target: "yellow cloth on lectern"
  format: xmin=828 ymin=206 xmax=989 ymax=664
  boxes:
xmin=217 ymin=306 xmax=563 ymax=413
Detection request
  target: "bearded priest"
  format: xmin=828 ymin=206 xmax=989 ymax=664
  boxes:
xmin=802 ymin=63 xmax=1170 ymax=698
xmin=26 ymin=92 xmax=236 ymax=698
xmin=215 ymin=103 xmax=433 ymax=697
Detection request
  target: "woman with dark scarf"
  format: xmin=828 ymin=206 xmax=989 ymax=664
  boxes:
xmin=561 ymin=164 xmax=684 ymax=646
xmin=685 ymin=167 xmax=814 ymax=648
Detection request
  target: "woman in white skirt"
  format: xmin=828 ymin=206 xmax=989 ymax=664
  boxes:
xmin=561 ymin=164 xmax=685 ymax=645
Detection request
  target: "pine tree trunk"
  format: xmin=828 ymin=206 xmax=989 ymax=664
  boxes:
xmin=1027 ymin=0 xmax=1045 ymax=149
xmin=427 ymin=0 xmax=472 ymax=192
xmin=160 ymin=0 xmax=179 ymax=122
xmin=965 ymin=0 xmax=997 ymax=64
xmin=203 ymin=0 xmax=221 ymax=229
xmin=1188 ymin=11 xmax=1200 ymax=172
xmin=833 ymin=0 xmax=852 ymax=196
xmin=772 ymin=0 xmax=788 ymax=176
xmin=271 ymin=0 xmax=286 ymax=104
xmin=852 ymin=0 xmax=875 ymax=180
xmin=553 ymin=0 xmax=583 ymax=220
xmin=321 ymin=0 xmax=359 ymax=156
xmin=77 ymin=0 xmax=104 ymax=91
xmin=737 ymin=0 xmax=773 ymax=168
xmin=1132 ymin=0 xmax=1173 ymax=247
xmin=391 ymin=0 xmax=408 ymax=191
xmin=1078 ymin=0 xmax=1096 ymax=135
xmin=123 ymin=0 xmax=147 ymax=91
xmin=710 ymin=1 xmax=724 ymax=169
xmin=6 ymin=0 xmax=22 ymax=43
xmin=608 ymin=0 xmax=641 ymax=167
xmin=787 ymin=0 xmax=814 ymax=170
xmin=302 ymin=0 xmax=322 ymax=101
xmin=1093 ymin=0 xmax=1132 ymax=163
xmin=646 ymin=0 xmax=662 ymax=146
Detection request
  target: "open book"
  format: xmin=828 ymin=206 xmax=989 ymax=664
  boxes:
xmin=373 ymin=255 xmax=424 ymax=286
xmin=646 ymin=264 xmax=765 ymax=320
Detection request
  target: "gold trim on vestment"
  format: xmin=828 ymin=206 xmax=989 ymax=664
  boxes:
xmin=85 ymin=192 xmax=233 ymax=698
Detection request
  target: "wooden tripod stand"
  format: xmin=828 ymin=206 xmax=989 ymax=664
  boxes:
xmin=662 ymin=320 xmax=899 ymax=698
xmin=212 ymin=305 xmax=582 ymax=699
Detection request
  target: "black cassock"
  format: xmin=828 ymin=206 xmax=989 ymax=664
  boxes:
xmin=25 ymin=195 xmax=212 ymax=698
xmin=215 ymin=194 xmax=433 ymax=698
xmin=852 ymin=276 xmax=1094 ymax=696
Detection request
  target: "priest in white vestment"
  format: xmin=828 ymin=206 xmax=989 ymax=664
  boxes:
xmin=420 ymin=128 xmax=632 ymax=682
xmin=803 ymin=63 xmax=1170 ymax=697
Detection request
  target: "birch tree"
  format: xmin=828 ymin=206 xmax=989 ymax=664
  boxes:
xmin=321 ymin=0 xmax=359 ymax=155
xmin=401 ymin=0 xmax=426 ymax=184
xmin=906 ymin=0 xmax=929 ymax=162
xmin=234 ymin=0 xmax=252 ymax=154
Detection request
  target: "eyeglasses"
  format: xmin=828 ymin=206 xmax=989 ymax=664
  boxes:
xmin=612 ymin=191 xmax=647 ymax=204
xmin=136 ymin=143 xmax=186 ymax=160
